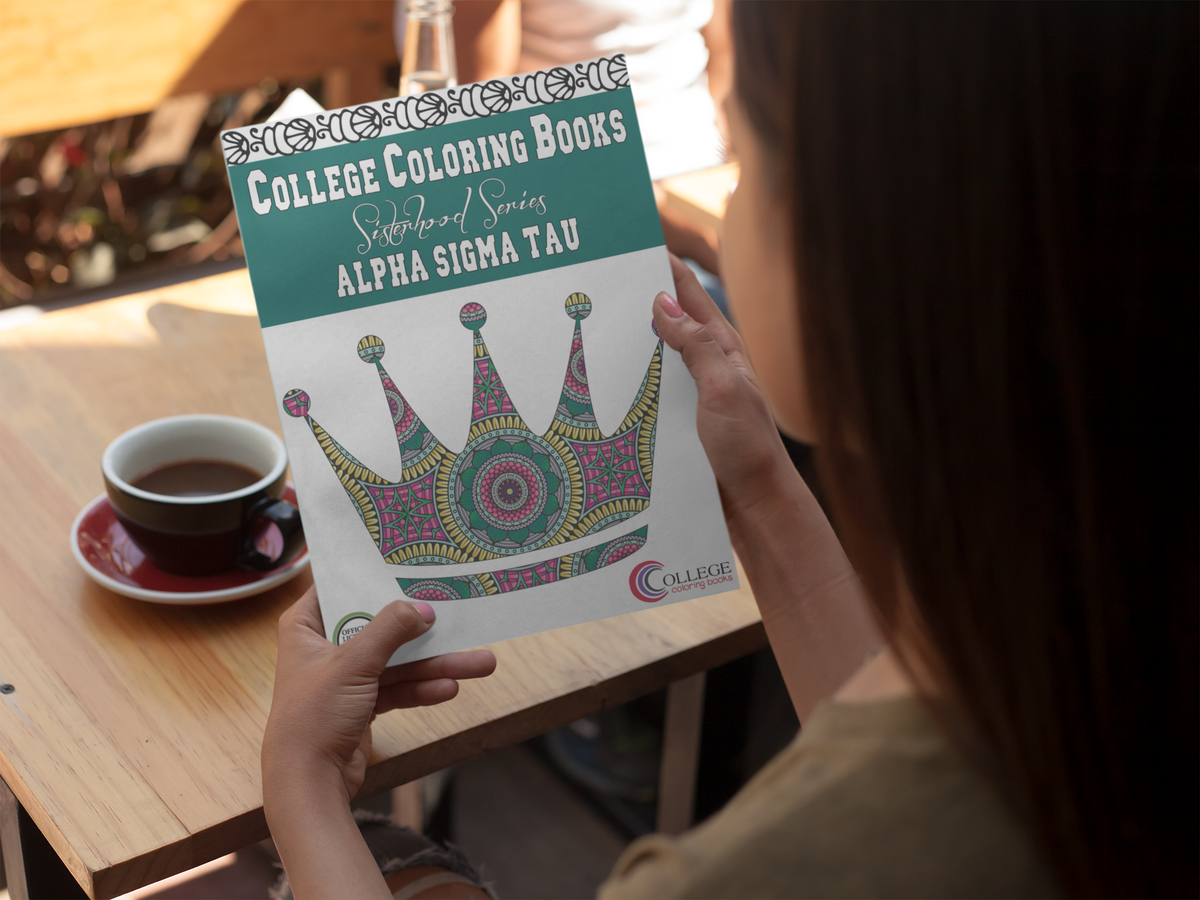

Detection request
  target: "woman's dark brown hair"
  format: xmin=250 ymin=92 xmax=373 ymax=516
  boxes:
xmin=733 ymin=3 xmax=1198 ymax=896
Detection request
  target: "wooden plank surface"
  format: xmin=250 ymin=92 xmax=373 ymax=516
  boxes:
xmin=659 ymin=162 xmax=739 ymax=236
xmin=0 ymin=269 xmax=764 ymax=897
xmin=0 ymin=0 xmax=397 ymax=136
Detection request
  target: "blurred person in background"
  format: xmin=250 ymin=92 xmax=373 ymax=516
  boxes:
xmin=512 ymin=0 xmax=724 ymax=181
xmin=407 ymin=0 xmax=730 ymax=278
xmin=262 ymin=4 xmax=1197 ymax=897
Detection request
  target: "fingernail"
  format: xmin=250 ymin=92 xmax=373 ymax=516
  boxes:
xmin=411 ymin=601 xmax=435 ymax=623
xmin=660 ymin=293 xmax=684 ymax=318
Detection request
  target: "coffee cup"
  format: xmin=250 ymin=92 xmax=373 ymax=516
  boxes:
xmin=102 ymin=415 xmax=303 ymax=577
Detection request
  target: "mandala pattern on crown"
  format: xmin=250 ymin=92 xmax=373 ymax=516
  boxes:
xmin=283 ymin=292 xmax=662 ymax=575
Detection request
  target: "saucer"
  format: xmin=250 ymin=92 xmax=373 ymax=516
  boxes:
xmin=71 ymin=484 xmax=310 ymax=605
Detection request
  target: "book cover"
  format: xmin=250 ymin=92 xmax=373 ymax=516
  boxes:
xmin=221 ymin=56 xmax=738 ymax=662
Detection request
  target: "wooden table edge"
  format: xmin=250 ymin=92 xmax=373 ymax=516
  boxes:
xmin=0 ymin=762 xmax=91 ymax=899
xmin=79 ymin=619 xmax=767 ymax=899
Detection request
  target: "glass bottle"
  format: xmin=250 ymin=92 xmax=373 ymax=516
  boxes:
xmin=399 ymin=0 xmax=458 ymax=95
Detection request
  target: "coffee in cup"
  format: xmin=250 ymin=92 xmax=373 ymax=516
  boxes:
xmin=102 ymin=415 xmax=303 ymax=576
xmin=129 ymin=459 xmax=263 ymax=497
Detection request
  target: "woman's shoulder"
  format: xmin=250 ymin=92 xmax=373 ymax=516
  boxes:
xmin=599 ymin=696 xmax=1057 ymax=899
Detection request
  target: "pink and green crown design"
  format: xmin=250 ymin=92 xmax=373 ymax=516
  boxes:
xmin=283 ymin=294 xmax=661 ymax=596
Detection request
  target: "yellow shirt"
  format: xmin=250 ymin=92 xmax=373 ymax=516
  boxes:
xmin=599 ymin=697 xmax=1056 ymax=899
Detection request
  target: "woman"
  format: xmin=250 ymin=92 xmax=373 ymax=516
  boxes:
xmin=262 ymin=4 xmax=1197 ymax=897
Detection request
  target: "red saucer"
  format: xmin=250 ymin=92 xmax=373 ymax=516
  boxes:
xmin=71 ymin=484 xmax=309 ymax=604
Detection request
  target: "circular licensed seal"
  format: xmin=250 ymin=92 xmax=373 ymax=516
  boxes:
xmin=333 ymin=612 xmax=374 ymax=645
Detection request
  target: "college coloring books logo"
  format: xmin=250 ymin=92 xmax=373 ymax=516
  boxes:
xmin=629 ymin=561 xmax=667 ymax=602
xmin=629 ymin=559 xmax=736 ymax=602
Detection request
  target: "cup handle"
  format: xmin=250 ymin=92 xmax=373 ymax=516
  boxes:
xmin=236 ymin=497 xmax=304 ymax=571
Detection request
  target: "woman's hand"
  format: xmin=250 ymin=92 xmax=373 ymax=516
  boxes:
xmin=263 ymin=587 xmax=496 ymax=803
xmin=265 ymin=588 xmax=499 ymax=897
xmin=262 ymin=587 xmax=496 ymax=899
xmin=652 ymin=254 xmax=796 ymax=541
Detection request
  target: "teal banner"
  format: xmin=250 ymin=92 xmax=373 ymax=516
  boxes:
xmin=229 ymin=88 xmax=664 ymax=327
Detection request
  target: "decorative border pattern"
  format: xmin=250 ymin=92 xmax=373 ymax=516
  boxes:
xmin=221 ymin=54 xmax=630 ymax=166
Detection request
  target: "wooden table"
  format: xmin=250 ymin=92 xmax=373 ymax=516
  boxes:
xmin=660 ymin=162 xmax=739 ymax=238
xmin=0 ymin=269 xmax=766 ymax=899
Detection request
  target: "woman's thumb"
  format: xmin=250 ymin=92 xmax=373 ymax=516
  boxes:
xmin=338 ymin=600 xmax=433 ymax=674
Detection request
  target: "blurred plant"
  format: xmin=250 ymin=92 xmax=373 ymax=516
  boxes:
xmin=0 ymin=77 xmax=319 ymax=308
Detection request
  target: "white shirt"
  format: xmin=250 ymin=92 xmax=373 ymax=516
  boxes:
xmin=517 ymin=0 xmax=723 ymax=180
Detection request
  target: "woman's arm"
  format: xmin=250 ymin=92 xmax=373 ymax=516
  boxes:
xmin=653 ymin=257 xmax=881 ymax=721
xmin=452 ymin=0 xmax=521 ymax=85
xmin=727 ymin=453 xmax=884 ymax=721
xmin=265 ymin=760 xmax=391 ymax=899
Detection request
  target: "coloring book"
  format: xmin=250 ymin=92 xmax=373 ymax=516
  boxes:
xmin=222 ymin=56 xmax=739 ymax=663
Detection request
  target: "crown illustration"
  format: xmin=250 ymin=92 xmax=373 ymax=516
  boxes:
xmin=282 ymin=295 xmax=662 ymax=579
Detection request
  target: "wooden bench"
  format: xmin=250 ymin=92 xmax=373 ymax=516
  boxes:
xmin=0 ymin=0 xmax=399 ymax=137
